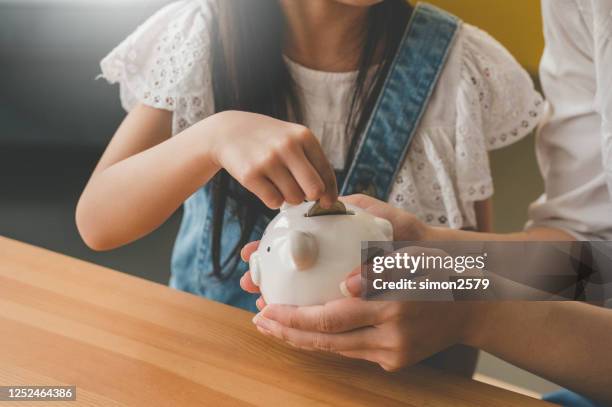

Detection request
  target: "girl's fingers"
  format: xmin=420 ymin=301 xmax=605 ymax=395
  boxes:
xmin=246 ymin=176 xmax=284 ymax=209
xmin=266 ymin=166 xmax=305 ymax=205
xmin=240 ymin=241 xmax=260 ymax=262
xmin=302 ymin=137 xmax=338 ymax=208
xmin=240 ymin=271 xmax=261 ymax=293
xmin=253 ymin=314 xmax=381 ymax=352
xmin=283 ymin=147 xmax=327 ymax=203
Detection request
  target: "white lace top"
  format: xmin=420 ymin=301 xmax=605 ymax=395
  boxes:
xmin=100 ymin=0 xmax=544 ymax=230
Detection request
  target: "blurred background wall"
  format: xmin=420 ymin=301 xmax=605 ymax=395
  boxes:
xmin=0 ymin=0 xmax=554 ymax=398
xmin=1 ymin=0 xmax=179 ymax=283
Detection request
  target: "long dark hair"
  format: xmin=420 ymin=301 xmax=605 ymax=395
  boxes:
xmin=209 ymin=0 xmax=412 ymax=279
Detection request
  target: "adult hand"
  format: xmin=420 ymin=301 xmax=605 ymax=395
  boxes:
xmin=241 ymin=195 xmax=482 ymax=371
xmin=340 ymin=194 xmax=429 ymax=241
xmin=252 ymin=299 xmax=481 ymax=372
xmin=251 ymin=267 xmax=483 ymax=371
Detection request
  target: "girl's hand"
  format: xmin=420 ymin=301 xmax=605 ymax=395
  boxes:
xmin=207 ymin=111 xmax=338 ymax=209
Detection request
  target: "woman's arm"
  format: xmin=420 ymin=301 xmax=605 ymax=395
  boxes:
xmin=245 ymin=194 xmax=612 ymax=401
xmin=338 ymin=195 xmax=609 ymax=400
xmin=467 ymin=301 xmax=612 ymax=404
xmin=76 ymin=105 xmax=338 ymax=250
xmin=427 ymin=225 xmax=575 ymax=241
xmin=340 ymin=194 xmax=575 ymax=242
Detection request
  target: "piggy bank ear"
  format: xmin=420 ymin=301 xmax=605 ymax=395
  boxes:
xmin=288 ymin=231 xmax=318 ymax=271
xmin=375 ymin=217 xmax=394 ymax=241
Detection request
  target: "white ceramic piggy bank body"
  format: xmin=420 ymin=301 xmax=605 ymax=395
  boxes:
xmin=249 ymin=202 xmax=393 ymax=306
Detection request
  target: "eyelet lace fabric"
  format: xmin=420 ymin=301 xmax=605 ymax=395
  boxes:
xmin=100 ymin=1 xmax=216 ymax=133
xmin=99 ymin=2 xmax=544 ymax=230
xmin=387 ymin=25 xmax=544 ymax=229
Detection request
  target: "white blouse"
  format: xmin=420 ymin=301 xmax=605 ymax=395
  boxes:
xmin=528 ymin=0 xmax=612 ymax=240
xmin=100 ymin=0 xmax=543 ymax=230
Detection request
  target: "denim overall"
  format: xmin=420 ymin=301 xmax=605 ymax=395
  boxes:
xmin=169 ymin=3 xmax=460 ymax=313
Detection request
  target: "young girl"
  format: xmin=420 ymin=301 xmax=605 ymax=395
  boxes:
xmin=77 ymin=0 xmax=543 ymax=313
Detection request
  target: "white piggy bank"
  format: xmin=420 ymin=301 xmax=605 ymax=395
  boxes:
xmin=249 ymin=201 xmax=393 ymax=306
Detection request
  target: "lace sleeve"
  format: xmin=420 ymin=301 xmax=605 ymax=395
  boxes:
xmin=458 ymin=24 xmax=545 ymax=150
xmin=99 ymin=0 xmax=215 ymax=129
xmin=454 ymin=24 xmax=545 ymax=204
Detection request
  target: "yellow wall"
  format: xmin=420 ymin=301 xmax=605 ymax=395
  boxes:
xmin=422 ymin=0 xmax=544 ymax=73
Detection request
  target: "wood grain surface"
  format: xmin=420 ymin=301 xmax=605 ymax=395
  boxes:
xmin=0 ymin=237 xmax=551 ymax=406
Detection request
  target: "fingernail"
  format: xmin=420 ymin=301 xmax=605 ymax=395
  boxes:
xmin=346 ymin=274 xmax=362 ymax=296
xmin=339 ymin=281 xmax=351 ymax=297
xmin=252 ymin=313 xmax=273 ymax=331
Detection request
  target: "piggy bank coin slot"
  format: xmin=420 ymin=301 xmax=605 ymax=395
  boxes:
xmin=305 ymin=201 xmax=355 ymax=217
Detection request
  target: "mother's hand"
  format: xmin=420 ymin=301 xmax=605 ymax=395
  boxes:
xmin=240 ymin=195 xmax=479 ymax=371
xmin=340 ymin=194 xmax=428 ymax=241
xmin=251 ymin=270 xmax=483 ymax=372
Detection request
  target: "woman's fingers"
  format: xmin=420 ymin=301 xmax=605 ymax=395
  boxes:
xmin=266 ymin=166 xmax=305 ymax=205
xmin=342 ymin=268 xmax=362 ymax=297
xmin=256 ymin=296 xmax=266 ymax=311
xmin=240 ymin=241 xmax=260 ymax=262
xmin=337 ymin=350 xmax=407 ymax=372
xmin=337 ymin=349 xmax=388 ymax=367
xmin=239 ymin=241 xmax=261 ymax=294
xmin=340 ymin=194 xmax=379 ymax=210
xmin=302 ymin=136 xmax=338 ymax=207
xmin=239 ymin=271 xmax=260 ymax=294
xmin=341 ymin=194 xmax=393 ymax=220
xmin=261 ymin=298 xmax=386 ymax=333
xmin=253 ymin=314 xmax=381 ymax=352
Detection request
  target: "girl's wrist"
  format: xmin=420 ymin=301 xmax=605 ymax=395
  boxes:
xmin=193 ymin=111 xmax=235 ymax=170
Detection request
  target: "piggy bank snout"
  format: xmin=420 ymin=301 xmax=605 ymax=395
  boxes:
xmin=287 ymin=230 xmax=318 ymax=271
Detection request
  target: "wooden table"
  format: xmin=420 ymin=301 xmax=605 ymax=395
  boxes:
xmin=0 ymin=237 xmax=551 ymax=406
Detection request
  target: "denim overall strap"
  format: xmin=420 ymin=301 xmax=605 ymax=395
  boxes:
xmin=340 ymin=3 xmax=460 ymax=199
